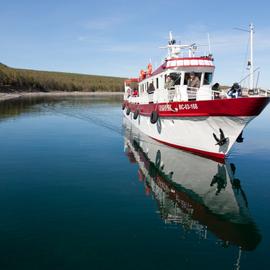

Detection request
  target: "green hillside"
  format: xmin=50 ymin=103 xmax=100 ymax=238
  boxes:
xmin=0 ymin=63 xmax=125 ymax=92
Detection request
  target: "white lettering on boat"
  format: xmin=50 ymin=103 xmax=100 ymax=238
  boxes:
xmin=158 ymin=103 xmax=198 ymax=112
xmin=158 ymin=104 xmax=172 ymax=111
xmin=179 ymin=103 xmax=198 ymax=110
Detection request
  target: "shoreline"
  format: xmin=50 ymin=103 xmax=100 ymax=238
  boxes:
xmin=0 ymin=91 xmax=124 ymax=102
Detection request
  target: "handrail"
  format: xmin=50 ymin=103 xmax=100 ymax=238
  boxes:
xmin=211 ymin=90 xmax=227 ymax=99
xmin=256 ymin=88 xmax=270 ymax=97
xmin=186 ymin=86 xmax=200 ymax=91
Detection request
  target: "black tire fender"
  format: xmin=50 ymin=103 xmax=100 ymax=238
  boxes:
xmin=126 ymin=107 xmax=131 ymax=115
xmin=133 ymin=110 xmax=139 ymax=119
xmin=150 ymin=111 xmax=159 ymax=124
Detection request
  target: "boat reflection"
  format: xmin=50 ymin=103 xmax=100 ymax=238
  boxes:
xmin=123 ymin=120 xmax=261 ymax=252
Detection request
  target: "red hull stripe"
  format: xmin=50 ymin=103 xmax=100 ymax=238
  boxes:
xmin=125 ymin=97 xmax=270 ymax=117
xmin=150 ymin=136 xmax=225 ymax=162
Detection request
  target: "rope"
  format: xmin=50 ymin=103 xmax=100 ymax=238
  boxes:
xmin=42 ymin=103 xmax=123 ymax=135
xmin=40 ymin=103 xmax=165 ymax=149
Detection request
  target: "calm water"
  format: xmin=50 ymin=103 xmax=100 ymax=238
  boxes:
xmin=0 ymin=96 xmax=270 ymax=270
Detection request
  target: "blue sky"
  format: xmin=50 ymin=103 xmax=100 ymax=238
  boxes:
xmin=1 ymin=0 xmax=270 ymax=87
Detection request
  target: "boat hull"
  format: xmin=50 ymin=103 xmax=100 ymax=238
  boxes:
xmin=123 ymin=97 xmax=269 ymax=160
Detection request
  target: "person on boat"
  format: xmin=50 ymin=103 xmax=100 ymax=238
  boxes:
xmin=212 ymin=83 xmax=221 ymax=99
xmin=227 ymin=83 xmax=242 ymax=98
xmin=187 ymin=72 xmax=200 ymax=89
xmin=126 ymin=86 xmax=132 ymax=97
xmin=187 ymin=72 xmax=200 ymax=100
xmin=132 ymin=88 xmax=138 ymax=97
xmin=147 ymin=81 xmax=155 ymax=94
xmin=165 ymin=75 xmax=175 ymax=90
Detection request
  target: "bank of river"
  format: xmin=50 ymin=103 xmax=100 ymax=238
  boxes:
xmin=0 ymin=91 xmax=123 ymax=102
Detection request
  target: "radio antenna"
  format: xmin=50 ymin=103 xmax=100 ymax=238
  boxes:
xmin=207 ymin=33 xmax=212 ymax=54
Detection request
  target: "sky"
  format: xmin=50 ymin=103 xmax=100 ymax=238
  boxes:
xmin=1 ymin=0 xmax=270 ymax=88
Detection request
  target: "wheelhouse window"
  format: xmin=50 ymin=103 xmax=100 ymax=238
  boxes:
xmin=156 ymin=78 xmax=159 ymax=89
xmin=130 ymin=82 xmax=139 ymax=96
xmin=169 ymin=72 xmax=181 ymax=85
xmin=130 ymin=82 xmax=138 ymax=90
xmin=203 ymin=73 xmax=213 ymax=85
xmin=184 ymin=72 xmax=202 ymax=85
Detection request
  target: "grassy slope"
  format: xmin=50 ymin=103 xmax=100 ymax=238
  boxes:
xmin=0 ymin=63 xmax=125 ymax=92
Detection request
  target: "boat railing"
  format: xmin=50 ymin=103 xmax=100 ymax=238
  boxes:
xmin=148 ymin=92 xmax=154 ymax=103
xmin=167 ymin=87 xmax=176 ymax=101
xmin=211 ymin=90 xmax=227 ymax=100
xmin=187 ymin=86 xmax=200 ymax=100
xmin=260 ymin=89 xmax=270 ymax=96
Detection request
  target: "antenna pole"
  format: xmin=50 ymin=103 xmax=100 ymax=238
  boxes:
xmin=207 ymin=33 xmax=211 ymax=54
xmin=168 ymin=31 xmax=173 ymax=57
xmin=250 ymin=23 xmax=254 ymax=90
xmin=169 ymin=31 xmax=173 ymax=41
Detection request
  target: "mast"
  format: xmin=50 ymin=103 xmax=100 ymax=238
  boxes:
xmin=234 ymin=23 xmax=255 ymax=90
xmin=249 ymin=23 xmax=254 ymax=90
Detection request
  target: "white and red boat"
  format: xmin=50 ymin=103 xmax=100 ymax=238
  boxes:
xmin=122 ymin=25 xmax=269 ymax=160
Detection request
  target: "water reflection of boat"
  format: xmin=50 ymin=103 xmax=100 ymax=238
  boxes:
xmin=123 ymin=118 xmax=261 ymax=252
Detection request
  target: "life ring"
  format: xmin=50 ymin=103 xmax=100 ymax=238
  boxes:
xmin=133 ymin=110 xmax=139 ymax=119
xmin=140 ymin=69 xmax=146 ymax=80
xmin=150 ymin=111 xmax=159 ymax=124
xmin=126 ymin=107 xmax=131 ymax=115
xmin=122 ymin=103 xmax=126 ymax=110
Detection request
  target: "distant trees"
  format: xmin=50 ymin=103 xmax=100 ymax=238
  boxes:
xmin=0 ymin=63 xmax=125 ymax=92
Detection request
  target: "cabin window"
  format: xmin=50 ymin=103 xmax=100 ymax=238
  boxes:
xmin=184 ymin=72 xmax=202 ymax=85
xmin=169 ymin=72 xmax=181 ymax=85
xmin=156 ymin=78 xmax=159 ymax=89
xmin=203 ymin=73 xmax=213 ymax=85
